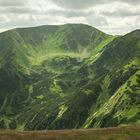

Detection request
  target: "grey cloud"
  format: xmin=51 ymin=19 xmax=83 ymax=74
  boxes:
xmin=100 ymin=23 xmax=140 ymax=35
xmin=0 ymin=0 xmax=34 ymax=15
xmin=0 ymin=15 xmax=38 ymax=29
xmin=51 ymin=0 xmax=95 ymax=9
xmin=123 ymin=0 xmax=140 ymax=5
xmin=0 ymin=15 xmax=7 ymax=22
xmin=100 ymin=8 xmax=140 ymax=17
xmin=0 ymin=14 xmax=58 ymax=32
xmin=51 ymin=0 xmax=140 ymax=9
xmin=47 ymin=9 xmax=94 ymax=18
xmin=0 ymin=0 xmax=27 ymax=7
xmin=0 ymin=20 xmax=36 ymax=28
xmin=87 ymin=15 xmax=108 ymax=26
xmin=0 ymin=7 xmax=40 ymax=15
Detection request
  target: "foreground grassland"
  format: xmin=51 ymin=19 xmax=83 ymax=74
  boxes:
xmin=0 ymin=126 xmax=140 ymax=140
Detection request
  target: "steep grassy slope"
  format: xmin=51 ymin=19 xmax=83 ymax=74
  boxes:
xmin=0 ymin=24 xmax=139 ymax=130
xmin=83 ymin=30 xmax=140 ymax=128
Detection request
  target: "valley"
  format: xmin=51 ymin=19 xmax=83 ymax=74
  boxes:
xmin=0 ymin=24 xmax=140 ymax=131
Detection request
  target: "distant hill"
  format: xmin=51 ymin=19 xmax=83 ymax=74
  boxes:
xmin=0 ymin=24 xmax=139 ymax=130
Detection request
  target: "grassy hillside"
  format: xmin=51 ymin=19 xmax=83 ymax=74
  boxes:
xmin=0 ymin=24 xmax=139 ymax=130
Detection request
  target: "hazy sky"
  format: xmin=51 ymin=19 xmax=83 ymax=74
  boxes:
xmin=0 ymin=0 xmax=140 ymax=35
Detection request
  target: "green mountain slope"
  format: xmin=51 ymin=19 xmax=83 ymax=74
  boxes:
xmin=83 ymin=30 xmax=140 ymax=128
xmin=0 ymin=24 xmax=139 ymax=130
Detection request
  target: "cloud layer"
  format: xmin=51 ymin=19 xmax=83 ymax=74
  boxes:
xmin=0 ymin=0 xmax=140 ymax=35
xmin=51 ymin=0 xmax=140 ymax=9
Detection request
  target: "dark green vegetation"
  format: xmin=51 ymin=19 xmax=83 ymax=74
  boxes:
xmin=0 ymin=126 xmax=140 ymax=140
xmin=0 ymin=24 xmax=140 ymax=130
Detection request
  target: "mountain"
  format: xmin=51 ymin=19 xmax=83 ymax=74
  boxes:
xmin=0 ymin=24 xmax=139 ymax=130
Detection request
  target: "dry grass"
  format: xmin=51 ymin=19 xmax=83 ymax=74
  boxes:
xmin=0 ymin=126 xmax=140 ymax=140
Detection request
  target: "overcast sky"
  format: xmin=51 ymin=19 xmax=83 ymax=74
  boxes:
xmin=0 ymin=0 xmax=140 ymax=35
